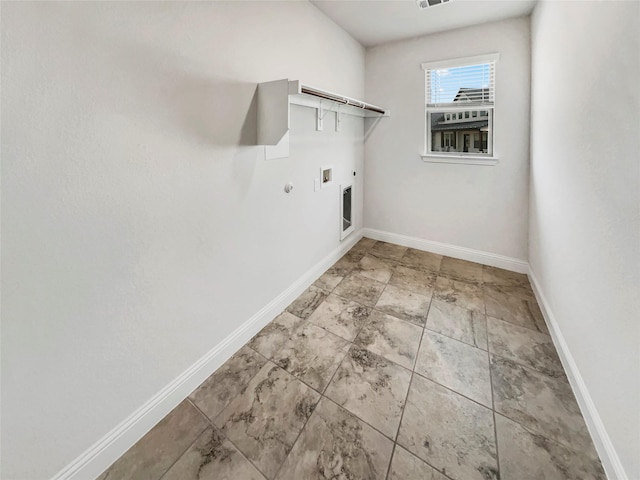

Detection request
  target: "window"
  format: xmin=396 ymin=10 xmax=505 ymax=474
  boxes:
xmin=422 ymin=53 xmax=499 ymax=162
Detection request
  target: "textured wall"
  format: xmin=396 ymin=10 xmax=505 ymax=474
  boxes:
xmin=529 ymin=2 xmax=640 ymax=478
xmin=364 ymin=16 xmax=531 ymax=261
xmin=0 ymin=2 xmax=364 ymax=478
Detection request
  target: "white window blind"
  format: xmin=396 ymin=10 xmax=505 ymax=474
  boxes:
xmin=423 ymin=54 xmax=498 ymax=107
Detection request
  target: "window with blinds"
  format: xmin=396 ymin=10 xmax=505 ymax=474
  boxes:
xmin=421 ymin=53 xmax=499 ymax=161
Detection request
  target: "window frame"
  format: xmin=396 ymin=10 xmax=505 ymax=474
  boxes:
xmin=421 ymin=53 xmax=500 ymax=165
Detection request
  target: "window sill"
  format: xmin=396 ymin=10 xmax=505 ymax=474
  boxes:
xmin=421 ymin=154 xmax=498 ymax=166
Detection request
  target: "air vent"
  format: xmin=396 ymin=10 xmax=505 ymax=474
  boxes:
xmin=416 ymin=0 xmax=450 ymax=8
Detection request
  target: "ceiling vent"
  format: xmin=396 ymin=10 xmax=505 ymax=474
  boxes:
xmin=416 ymin=0 xmax=450 ymax=8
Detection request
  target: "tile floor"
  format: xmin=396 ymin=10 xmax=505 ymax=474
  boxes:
xmin=97 ymin=239 xmax=606 ymax=480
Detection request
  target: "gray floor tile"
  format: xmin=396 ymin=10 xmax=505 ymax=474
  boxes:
xmin=333 ymin=273 xmax=386 ymax=307
xmin=399 ymin=248 xmax=443 ymax=273
xmin=484 ymin=287 xmax=548 ymax=333
xmin=97 ymin=401 xmax=208 ymax=480
xmin=389 ymin=264 xmax=436 ymax=296
xmin=487 ymin=316 xmax=563 ymax=377
xmin=426 ymin=299 xmax=487 ymax=350
xmin=439 ymin=257 xmax=483 ymax=284
xmin=482 ymin=266 xmax=535 ymax=300
xmin=313 ymin=272 xmax=343 ymax=292
xmin=102 ymin=243 xmax=603 ymax=480
xmin=375 ymin=284 xmax=431 ymax=326
xmin=275 ymin=397 xmax=393 ymax=480
xmin=286 ymin=286 xmax=327 ymax=319
xmin=491 ymin=355 xmax=594 ymax=454
xmin=214 ymin=363 xmax=320 ymax=479
xmin=354 ymin=309 xmax=422 ymax=370
xmin=415 ymin=330 xmax=492 ymax=407
xmin=434 ymin=276 xmax=484 ymax=312
xmin=189 ymin=346 xmax=267 ymax=421
xmin=307 ymin=294 xmax=371 ymax=342
xmin=325 ymin=346 xmax=412 ymax=438
xmin=357 ymin=254 xmax=396 ymax=283
xmin=369 ymin=241 xmax=408 ymax=261
xmin=496 ymin=414 xmax=605 ymax=480
xmin=249 ymin=312 xmax=350 ymax=391
xmin=388 ymin=446 xmax=449 ymax=480
xmin=162 ymin=426 xmax=266 ymax=480
xmin=397 ymin=375 xmax=498 ymax=480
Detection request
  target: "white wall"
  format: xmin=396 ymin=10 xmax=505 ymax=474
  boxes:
xmin=0 ymin=2 xmax=364 ymax=478
xmin=364 ymin=17 xmax=530 ymax=261
xmin=529 ymin=2 xmax=640 ymax=478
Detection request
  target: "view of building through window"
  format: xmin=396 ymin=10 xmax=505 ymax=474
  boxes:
xmin=429 ymin=107 xmax=490 ymax=153
xmin=423 ymin=56 xmax=497 ymax=157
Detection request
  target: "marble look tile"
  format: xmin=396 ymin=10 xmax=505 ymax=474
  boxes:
xmin=388 ymin=446 xmax=449 ymax=480
xmin=482 ymin=266 xmax=535 ymax=300
xmin=369 ymin=241 xmax=408 ymax=261
xmin=214 ymin=363 xmax=320 ymax=479
xmin=415 ymin=330 xmax=492 ymax=407
xmin=482 ymin=265 xmax=529 ymax=287
xmin=487 ymin=316 xmax=563 ymax=377
xmin=189 ymin=346 xmax=267 ymax=421
xmin=496 ymin=414 xmax=606 ymax=480
xmin=375 ymin=284 xmax=431 ymax=326
xmin=439 ymin=257 xmax=483 ymax=284
xmin=326 ymin=253 xmax=360 ymax=277
xmin=307 ymin=294 xmax=371 ymax=341
xmin=162 ymin=426 xmax=266 ymax=480
xmin=356 ymin=254 xmax=396 ymax=283
xmin=398 ymin=375 xmax=498 ymax=480
xmin=399 ymin=248 xmax=443 ymax=273
xmin=275 ymin=398 xmax=393 ymax=480
xmin=351 ymin=237 xmax=377 ymax=254
xmin=426 ymin=299 xmax=487 ymax=350
xmin=434 ymin=276 xmax=484 ymax=313
xmin=484 ymin=287 xmax=548 ymax=334
xmin=325 ymin=346 xmax=412 ymax=438
xmin=354 ymin=310 xmax=422 ymax=369
xmin=97 ymin=401 xmax=208 ymax=480
xmin=389 ymin=264 xmax=436 ymax=296
xmin=313 ymin=272 xmax=343 ymax=293
xmin=333 ymin=273 xmax=386 ymax=307
xmin=491 ymin=355 xmax=594 ymax=453
xmin=248 ymin=312 xmax=350 ymax=391
xmin=286 ymin=285 xmax=327 ymax=319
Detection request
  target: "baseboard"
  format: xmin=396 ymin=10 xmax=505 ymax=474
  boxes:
xmin=528 ymin=268 xmax=627 ymax=480
xmin=51 ymin=230 xmax=363 ymax=480
xmin=362 ymin=228 xmax=528 ymax=273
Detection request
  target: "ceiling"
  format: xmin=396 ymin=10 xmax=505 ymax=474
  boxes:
xmin=310 ymin=0 xmax=537 ymax=47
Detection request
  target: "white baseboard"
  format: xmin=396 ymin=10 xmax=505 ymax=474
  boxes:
xmin=528 ymin=268 xmax=627 ymax=480
xmin=51 ymin=230 xmax=363 ymax=480
xmin=362 ymin=228 xmax=528 ymax=273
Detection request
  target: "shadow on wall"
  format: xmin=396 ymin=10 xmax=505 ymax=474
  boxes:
xmin=71 ymin=24 xmax=258 ymax=149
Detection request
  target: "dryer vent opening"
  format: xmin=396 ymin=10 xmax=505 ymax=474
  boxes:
xmin=341 ymin=184 xmax=354 ymax=240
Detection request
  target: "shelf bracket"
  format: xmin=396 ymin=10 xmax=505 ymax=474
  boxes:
xmin=336 ymin=106 xmax=341 ymax=132
xmin=316 ymin=103 xmax=323 ymax=131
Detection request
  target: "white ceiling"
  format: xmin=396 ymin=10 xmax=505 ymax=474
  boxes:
xmin=311 ymin=0 xmax=537 ymax=47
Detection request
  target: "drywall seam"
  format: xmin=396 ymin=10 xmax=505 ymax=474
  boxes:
xmin=528 ymin=268 xmax=627 ymax=480
xmin=50 ymin=230 xmax=363 ymax=480
xmin=362 ymin=228 xmax=528 ymax=273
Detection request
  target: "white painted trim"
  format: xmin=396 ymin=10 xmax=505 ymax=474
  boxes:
xmin=421 ymin=52 xmax=500 ymax=70
xmin=362 ymin=228 xmax=528 ymax=273
xmin=50 ymin=231 xmax=363 ymax=480
xmin=421 ymin=155 xmax=498 ymax=166
xmin=527 ymin=269 xmax=627 ymax=480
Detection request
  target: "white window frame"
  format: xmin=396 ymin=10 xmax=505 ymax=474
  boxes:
xmin=421 ymin=53 xmax=499 ymax=165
